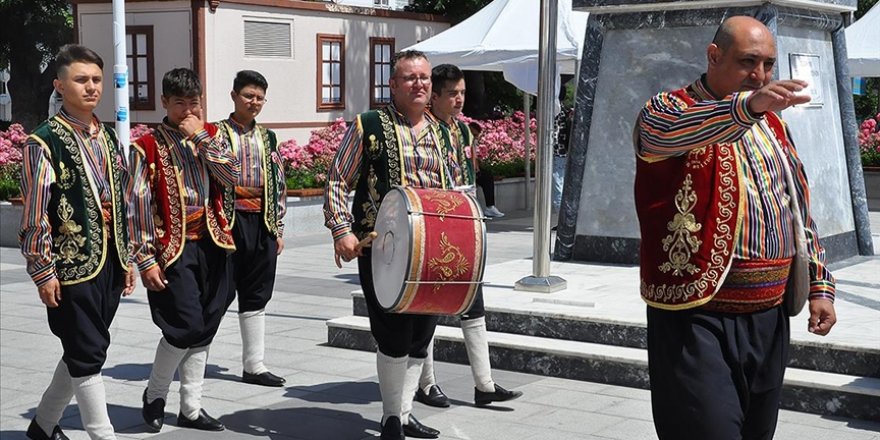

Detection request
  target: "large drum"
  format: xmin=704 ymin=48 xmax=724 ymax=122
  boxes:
xmin=372 ymin=186 xmax=486 ymax=315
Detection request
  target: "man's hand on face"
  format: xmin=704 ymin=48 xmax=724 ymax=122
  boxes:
xmin=746 ymin=79 xmax=811 ymax=114
xmin=179 ymin=112 xmax=205 ymax=138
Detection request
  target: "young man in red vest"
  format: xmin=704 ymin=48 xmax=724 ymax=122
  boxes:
xmin=130 ymin=68 xmax=240 ymax=433
xmin=635 ymin=16 xmax=837 ymax=440
xmin=21 ymin=43 xmax=135 ymax=440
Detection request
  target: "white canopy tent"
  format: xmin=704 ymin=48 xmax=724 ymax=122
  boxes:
xmin=846 ymin=2 xmax=880 ymax=77
xmin=405 ymin=0 xmax=589 ymax=96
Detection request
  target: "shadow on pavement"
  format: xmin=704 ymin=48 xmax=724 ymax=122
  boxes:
xmin=220 ymin=406 xmax=377 ymax=440
xmin=285 ymin=381 xmax=380 ymax=404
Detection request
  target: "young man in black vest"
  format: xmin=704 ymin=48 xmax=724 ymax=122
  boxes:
xmin=324 ymin=50 xmax=470 ymax=440
xmin=415 ymin=64 xmax=522 ymax=409
xmin=20 ymin=44 xmax=135 ymax=440
xmin=215 ymin=70 xmax=287 ymax=387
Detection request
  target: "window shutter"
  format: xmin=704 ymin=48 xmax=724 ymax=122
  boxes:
xmin=244 ymin=21 xmax=292 ymax=58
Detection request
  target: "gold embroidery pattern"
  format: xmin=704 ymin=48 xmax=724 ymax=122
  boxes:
xmin=58 ymin=162 xmax=76 ymax=190
xmin=427 ymin=232 xmax=470 ymax=293
xmin=56 ymin=195 xmax=88 ymax=264
xmin=685 ymin=146 xmax=714 ymax=169
xmin=659 ymin=174 xmax=702 ymax=277
xmin=368 ymin=134 xmax=380 ymax=155
xmin=360 ymin=168 xmax=380 ymax=234
xmin=643 ymin=144 xmax=738 ymax=303
xmin=260 ymin=127 xmax=279 ymax=237
xmin=155 ymin=130 xmax=184 ymax=267
xmin=104 ymin=130 xmax=131 ymax=267
xmin=50 ymin=120 xmax=104 ymax=281
xmin=422 ymin=191 xmax=463 ymax=221
xmin=378 ymin=109 xmax=402 ymax=186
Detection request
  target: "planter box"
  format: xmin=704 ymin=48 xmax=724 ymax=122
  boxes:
xmin=0 ymin=202 xmax=23 ymax=248
xmin=866 ymin=168 xmax=880 ymax=211
xmin=475 ymin=177 xmax=536 ymax=213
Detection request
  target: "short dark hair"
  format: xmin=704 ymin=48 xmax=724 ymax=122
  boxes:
xmin=390 ymin=50 xmax=428 ymax=78
xmin=233 ymin=70 xmax=268 ymax=93
xmin=162 ymin=68 xmax=201 ymax=98
xmin=431 ymin=64 xmax=464 ymax=95
xmin=55 ymin=44 xmax=104 ymax=77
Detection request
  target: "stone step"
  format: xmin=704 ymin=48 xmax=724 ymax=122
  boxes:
xmin=326 ymin=315 xmax=880 ymax=422
xmin=351 ymin=293 xmax=880 ymax=378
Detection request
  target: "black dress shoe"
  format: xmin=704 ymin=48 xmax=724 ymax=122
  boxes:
xmin=403 ymin=414 xmax=439 ymax=439
xmin=243 ymin=370 xmax=286 ymax=387
xmin=414 ymin=385 xmax=450 ymax=408
xmin=177 ymin=409 xmax=225 ymax=431
xmin=141 ymin=389 xmax=165 ymax=433
xmin=380 ymin=416 xmax=404 ymax=440
xmin=26 ymin=418 xmax=69 ymax=440
xmin=474 ymin=384 xmax=523 ymax=406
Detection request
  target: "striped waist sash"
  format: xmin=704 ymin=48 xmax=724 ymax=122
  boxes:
xmin=701 ymin=258 xmax=792 ymax=314
xmin=234 ymin=186 xmax=263 ymax=212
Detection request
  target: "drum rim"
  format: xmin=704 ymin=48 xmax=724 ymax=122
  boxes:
xmin=376 ymin=186 xmax=414 ymax=312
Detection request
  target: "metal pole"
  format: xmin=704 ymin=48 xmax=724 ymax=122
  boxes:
xmin=112 ymin=0 xmax=130 ymax=160
xmin=515 ymin=0 xmax=566 ymax=293
xmin=523 ymin=93 xmax=531 ymax=210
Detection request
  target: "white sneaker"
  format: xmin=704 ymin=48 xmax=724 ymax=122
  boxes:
xmin=484 ymin=206 xmax=505 ymax=218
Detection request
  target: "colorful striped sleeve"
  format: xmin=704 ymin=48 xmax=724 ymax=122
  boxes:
xmin=323 ymin=120 xmax=364 ymax=241
xmin=272 ymin=132 xmax=287 ymax=238
xmin=128 ymin=141 xmax=159 ymax=273
xmin=784 ymin=129 xmax=836 ymax=301
xmin=638 ymin=91 xmax=762 ymax=158
xmin=19 ymin=138 xmax=57 ymax=287
xmin=196 ymin=129 xmax=241 ymax=188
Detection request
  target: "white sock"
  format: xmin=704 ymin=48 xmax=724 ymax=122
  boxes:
xmin=239 ymin=309 xmax=268 ymax=375
xmin=376 ymin=352 xmax=407 ymax=424
xmin=35 ymin=360 xmax=74 ymax=434
xmin=401 ymin=357 xmax=425 ymax=425
xmin=71 ymin=374 xmax=116 ymax=440
xmin=461 ymin=317 xmax=495 ymax=392
xmin=178 ymin=346 xmax=209 ymax=420
xmin=146 ymin=338 xmax=187 ymax=404
xmin=418 ymin=339 xmax=436 ymax=392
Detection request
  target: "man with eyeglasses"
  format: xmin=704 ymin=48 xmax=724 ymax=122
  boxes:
xmin=324 ymin=50 xmax=468 ymax=440
xmin=214 ymin=70 xmax=287 ymax=388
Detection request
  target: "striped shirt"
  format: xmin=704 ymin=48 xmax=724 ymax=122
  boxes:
xmin=223 ymin=117 xmax=287 ymax=235
xmin=19 ymin=109 xmax=127 ymax=286
xmin=324 ymin=105 xmax=466 ymax=240
xmin=638 ymin=76 xmax=835 ymax=299
xmin=129 ymin=120 xmax=240 ymax=272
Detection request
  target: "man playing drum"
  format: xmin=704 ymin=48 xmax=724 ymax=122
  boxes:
xmin=323 ymin=50 xmax=463 ymax=440
xmin=414 ymin=63 xmax=522 ymax=409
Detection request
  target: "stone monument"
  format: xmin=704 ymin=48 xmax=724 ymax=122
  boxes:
xmin=556 ymin=0 xmax=874 ymax=264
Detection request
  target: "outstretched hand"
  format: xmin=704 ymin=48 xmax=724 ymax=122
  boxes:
xmin=746 ymin=80 xmax=811 ymax=114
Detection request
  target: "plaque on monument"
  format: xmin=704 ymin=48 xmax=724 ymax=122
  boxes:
xmin=789 ymin=53 xmax=823 ymax=106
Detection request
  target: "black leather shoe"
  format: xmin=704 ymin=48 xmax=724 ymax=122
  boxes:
xmin=474 ymin=384 xmax=523 ymax=406
xmin=243 ymin=370 xmax=286 ymax=387
xmin=403 ymin=414 xmax=439 ymax=439
xmin=26 ymin=418 xmax=69 ymax=440
xmin=380 ymin=416 xmax=404 ymax=440
xmin=177 ymin=409 xmax=225 ymax=431
xmin=141 ymin=389 xmax=165 ymax=433
xmin=414 ymin=385 xmax=450 ymax=408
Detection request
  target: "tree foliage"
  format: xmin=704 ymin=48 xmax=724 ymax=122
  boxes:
xmin=0 ymin=0 xmax=73 ymax=130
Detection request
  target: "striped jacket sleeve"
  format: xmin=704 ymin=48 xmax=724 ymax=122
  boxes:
xmin=637 ymin=90 xmax=762 ymax=158
xmin=323 ymin=121 xmax=364 ymax=241
xmin=19 ymin=139 xmax=57 ymax=287
xmin=193 ymin=129 xmax=240 ymax=188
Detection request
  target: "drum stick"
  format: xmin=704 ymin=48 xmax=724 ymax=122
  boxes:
xmin=334 ymin=232 xmax=378 ymax=268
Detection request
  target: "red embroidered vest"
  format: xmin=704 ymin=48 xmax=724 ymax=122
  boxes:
xmin=635 ymin=88 xmax=794 ymax=310
xmin=133 ymin=123 xmax=235 ymax=269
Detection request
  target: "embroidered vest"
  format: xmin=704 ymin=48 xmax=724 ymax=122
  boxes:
xmin=215 ymin=120 xmax=283 ymax=237
xmin=351 ymin=108 xmax=454 ymax=240
xmin=29 ymin=117 xmax=130 ymax=285
xmin=634 ymin=87 xmax=745 ymax=310
xmin=133 ymin=123 xmax=235 ymax=269
xmin=437 ymin=120 xmax=475 ymax=186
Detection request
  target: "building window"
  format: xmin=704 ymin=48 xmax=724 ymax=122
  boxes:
xmin=244 ymin=20 xmax=293 ymax=58
xmin=374 ymin=0 xmax=390 ymax=7
xmin=126 ymin=26 xmax=155 ymax=111
xmin=370 ymin=38 xmax=394 ymax=108
xmin=317 ymin=34 xmax=345 ymax=111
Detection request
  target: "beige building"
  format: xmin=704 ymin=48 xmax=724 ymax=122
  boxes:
xmin=73 ymin=0 xmax=448 ymax=143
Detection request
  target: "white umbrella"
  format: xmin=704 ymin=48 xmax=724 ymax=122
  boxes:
xmin=847 ymin=2 xmax=880 ymax=77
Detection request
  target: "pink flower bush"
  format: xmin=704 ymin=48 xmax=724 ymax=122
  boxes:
xmin=0 ymin=124 xmax=26 ymax=166
xmin=461 ymin=112 xmax=537 ymax=167
xmin=279 ymin=118 xmax=347 ymax=188
xmin=859 ymin=113 xmax=880 ymax=167
xmin=130 ymin=123 xmax=154 ymax=141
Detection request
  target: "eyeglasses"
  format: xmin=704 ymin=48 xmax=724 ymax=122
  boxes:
xmin=239 ymin=92 xmax=267 ymax=103
xmin=397 ymin=75 xmax=431 ymax=85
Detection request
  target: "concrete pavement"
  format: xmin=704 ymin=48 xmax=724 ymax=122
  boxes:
xmin=1 ymin=210 xmax=878 ymax=440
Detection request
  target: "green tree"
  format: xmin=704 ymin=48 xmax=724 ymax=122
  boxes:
xmin=0 ymin=0 xmax=73 ymax=130
xmin=406 ymin=0 xmax=522 ymax=118
xmin=853 ymin=0 xmax=879 ymax=119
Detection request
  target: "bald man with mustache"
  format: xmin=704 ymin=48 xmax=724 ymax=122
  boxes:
xmin=634 ymin=16 xmax=837 ymax=440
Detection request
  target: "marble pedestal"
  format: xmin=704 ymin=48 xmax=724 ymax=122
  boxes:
xmin=555 ymin=0 xmax=874 ymax=263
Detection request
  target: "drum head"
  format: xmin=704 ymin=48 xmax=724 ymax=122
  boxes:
xmin=372 ymin=188 xmax=412 ymax=310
